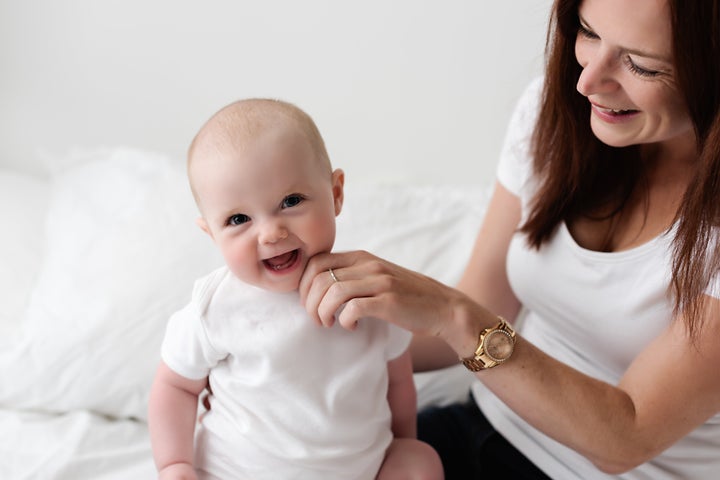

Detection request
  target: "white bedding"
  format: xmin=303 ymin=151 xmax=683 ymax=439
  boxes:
xmin=0 ymin=148 xmax=487 ymax=479
xmin=0 ymin=410 xmax=154 ymax=479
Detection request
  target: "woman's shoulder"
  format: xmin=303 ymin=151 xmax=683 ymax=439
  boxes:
xmin=704 ymin=228 xmax=720 ymax=299
xmin=516 ymin=76 xmax=544 ymax=120
xmin=496 ymin=75 xmax=544 ymax=198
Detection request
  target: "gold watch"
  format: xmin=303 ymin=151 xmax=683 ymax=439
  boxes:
xmin=460 ymin=316 xmax=516 ymax=371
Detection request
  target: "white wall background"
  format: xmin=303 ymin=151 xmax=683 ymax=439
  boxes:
xmin=0 ymin=0 xmax=551 ymax=185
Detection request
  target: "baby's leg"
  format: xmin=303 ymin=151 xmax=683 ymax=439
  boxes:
xmin=376 ymin=438 xmax=444 ymax=480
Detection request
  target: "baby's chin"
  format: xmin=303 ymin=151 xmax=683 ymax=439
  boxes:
xmin=262 ymin=279 xmax=301 ymax=293
xmin=229 ymin=267 xmax=303 ymax=294
xmin=248 ymin=270 xmax=302 ymax=293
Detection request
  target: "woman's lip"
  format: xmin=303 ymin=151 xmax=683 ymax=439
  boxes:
xmin=590 ymin=101 xmax=640 ymax=123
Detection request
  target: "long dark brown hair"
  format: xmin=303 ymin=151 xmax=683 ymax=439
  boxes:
xmin=522 ymin=0 xmax=720 ymax=337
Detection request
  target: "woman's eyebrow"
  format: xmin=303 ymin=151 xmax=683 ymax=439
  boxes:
xmin=624 ymin=46 xmax=672 ymax=63
xmin=578 ymin=14 xmax=672 ymax=63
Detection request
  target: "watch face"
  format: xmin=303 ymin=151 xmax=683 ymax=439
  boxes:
xmin=485 ymin=330 xmax=514 ymax=362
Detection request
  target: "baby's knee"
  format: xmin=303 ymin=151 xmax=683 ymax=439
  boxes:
xmin=376 ymin=438 xmax=444 ymax=480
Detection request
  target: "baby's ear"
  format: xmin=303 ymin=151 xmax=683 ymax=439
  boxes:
xmin=195 ymin=217 xmax=214 ymax=239
xmin=331 ymin=168 xmax=345 ymax=216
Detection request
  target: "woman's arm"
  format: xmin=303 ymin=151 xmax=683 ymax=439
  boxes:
xmin=385 ymin=348 xmax=418 ymax=438
xmin=148 ymin=361 xmax=208 ymax=479
xmin=299 ymin=183 xmax=720 ymax=473
xmin=299 ymin=181 xmax=522 ymax=341
xmin=469 ymin=296 xmax=720 ymax=473
xmin=411 ymin=181 xmax=523 ymax=372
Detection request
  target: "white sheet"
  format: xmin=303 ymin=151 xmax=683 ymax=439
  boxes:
xmin=0 ymin=409 xmax=155 ymax=479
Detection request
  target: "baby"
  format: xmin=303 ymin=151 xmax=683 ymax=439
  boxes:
xmin=148 ymin=98 xmax=443 ymax=479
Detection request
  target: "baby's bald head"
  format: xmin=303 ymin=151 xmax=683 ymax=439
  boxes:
xmin=187 ymin=99 xmax=331 ymax=209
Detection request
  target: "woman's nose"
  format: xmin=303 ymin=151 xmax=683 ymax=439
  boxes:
xmin=576 ymin=46 xmax=618 ymax=97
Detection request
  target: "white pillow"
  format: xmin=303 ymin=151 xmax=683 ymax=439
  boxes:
xmin=0 ymin=149 xmax=222 ymax=420
xmin=337 ymin=183 xmax=489 ymax=288
xmin=0 ymin=170 xmax=49 ymax=337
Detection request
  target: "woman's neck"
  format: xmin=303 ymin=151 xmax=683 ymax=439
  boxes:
xmin=569 ymin=133 xmax=698 ymax=253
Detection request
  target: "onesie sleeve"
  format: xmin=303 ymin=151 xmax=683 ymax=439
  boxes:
xmin=496 ymin=76 xmax=543 ymax=197
xmin=384 ymin=324 xmax=413 ymax=361
xmin=161 ymin=275 xmax=227 ymax=380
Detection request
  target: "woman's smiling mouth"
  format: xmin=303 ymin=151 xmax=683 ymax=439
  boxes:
xmin=590 ymin=101 xmax=640 ymax=123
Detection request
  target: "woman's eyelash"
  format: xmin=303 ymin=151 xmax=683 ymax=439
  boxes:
xmin=624 ymin=57 xmax=660 ymax=77
xmin=577 ymin=23 xmax=598 ymax=39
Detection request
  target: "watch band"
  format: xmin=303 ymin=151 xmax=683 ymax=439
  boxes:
xmin=460 ymin=316 xmax=516 ymax=372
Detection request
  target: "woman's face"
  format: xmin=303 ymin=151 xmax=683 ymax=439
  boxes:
xmin=574 ymin=0 xmax=694 ymax=151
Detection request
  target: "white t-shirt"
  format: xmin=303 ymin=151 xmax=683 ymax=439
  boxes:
xmin=162 ymin=266 xmax=412 ymax=480
xmin=472 ymin=77 xmax=720 ymax=480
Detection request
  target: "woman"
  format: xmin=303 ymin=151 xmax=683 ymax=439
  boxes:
xmin=299 ymin=0 xmax=720 ymax=478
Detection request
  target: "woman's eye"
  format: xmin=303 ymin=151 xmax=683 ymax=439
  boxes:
xmin=227 ymin=213 xmax=250 ymax=226
xmin=577 ymin=23 xmax=598 ymax=40
xmin=282 ymin=194 xmax=305 ymax=209
xmin=624 ymin=57 xmax=660 ymax=78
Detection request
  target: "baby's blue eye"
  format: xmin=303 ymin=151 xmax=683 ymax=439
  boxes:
xmin=282 ymin=194 xmax=305 ymax=209
xmin=227 ymin=213 xmax=250 ymax=226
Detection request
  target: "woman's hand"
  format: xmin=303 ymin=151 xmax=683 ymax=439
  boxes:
xmin=300 ymin=250 xmax=448 ymax=333
xmin=299 ymin=250 xmax=490 ymax=356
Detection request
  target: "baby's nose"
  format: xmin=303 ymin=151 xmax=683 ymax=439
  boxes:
xmin=259 ymin=223 xmax=289 ymax=244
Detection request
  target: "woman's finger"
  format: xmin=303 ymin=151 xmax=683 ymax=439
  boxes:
xmin=300 ymin=248 xmax=461 ymax=335
xmin=299 ymin=251 xmax=358 ymax=302
xmin=305 ymin=269 xmax=342 ymax=327
xmin=307 ymin=270 xmax=374 ymax=327
xmin=300 ymin=250 xmax=370 ymax=325
xmin=299 ymin=251 xmax=334 ymax=303
xmin=314 ymin=261 xmax=405 ymax=329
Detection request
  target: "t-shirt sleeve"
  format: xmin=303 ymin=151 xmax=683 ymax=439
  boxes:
xmin=706 ymin=276 xmax=720 ymax=299
xmin=496 ymin=76 xmax=543 ymax=196
xmin=705 ymin=233 xmax=720 ymax=299
xmin=161 ymin=300 xmax=225 ymax=381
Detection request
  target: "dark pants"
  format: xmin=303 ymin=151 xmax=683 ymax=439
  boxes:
xmin=417 ymin=393 xmax=552 ymax=479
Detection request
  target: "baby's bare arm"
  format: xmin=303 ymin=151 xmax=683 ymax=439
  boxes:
xmin=148 ymin=361 xmax=208 ymax=477
xmin=386 ymin=349 xmax=417 ymax=438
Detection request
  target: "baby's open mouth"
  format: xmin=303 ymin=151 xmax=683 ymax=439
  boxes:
xmin=263 ymin=249 xmax=299 ymax=271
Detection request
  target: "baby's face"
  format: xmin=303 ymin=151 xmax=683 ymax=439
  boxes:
xmin=194 ymin=128 xmax=343 ymax=292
